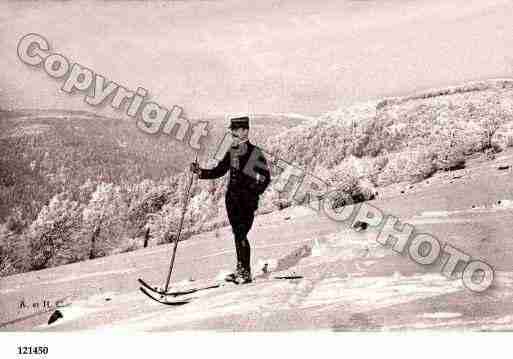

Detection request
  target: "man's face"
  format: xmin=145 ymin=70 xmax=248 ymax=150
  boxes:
xmin=231 ymin=127 xmax=249 ymax=143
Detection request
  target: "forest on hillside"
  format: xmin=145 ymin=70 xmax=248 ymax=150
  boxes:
xmin=1 ymin=80 xmax=513 ymax=277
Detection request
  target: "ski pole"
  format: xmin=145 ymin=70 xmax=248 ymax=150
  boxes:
xmin=163 ymin=154 xmax=198 ymax=293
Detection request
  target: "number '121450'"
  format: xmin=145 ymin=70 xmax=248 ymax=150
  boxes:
xmin=17 ymin=346 xmax=48 ymax=355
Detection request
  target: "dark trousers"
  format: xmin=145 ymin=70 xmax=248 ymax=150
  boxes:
xmin=225 ymin=192 xmax=257 ymax=273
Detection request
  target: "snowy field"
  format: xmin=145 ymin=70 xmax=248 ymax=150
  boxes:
xmin=1 ymin=149 xmax=513 ymax=331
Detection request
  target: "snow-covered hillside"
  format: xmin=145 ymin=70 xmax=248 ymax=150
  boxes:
xmin=2 ymin=149 xmax=513 ymax=331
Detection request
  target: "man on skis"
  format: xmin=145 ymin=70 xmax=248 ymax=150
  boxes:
xmin=190 ymin=116 xmax=271 ymax=284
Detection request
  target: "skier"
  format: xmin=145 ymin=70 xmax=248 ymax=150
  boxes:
xmin=190 ymin=116 xmax=271 ymax=284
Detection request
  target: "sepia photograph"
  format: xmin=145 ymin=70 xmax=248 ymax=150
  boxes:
xmin=1 ymin=0 xmax=513 ymax=356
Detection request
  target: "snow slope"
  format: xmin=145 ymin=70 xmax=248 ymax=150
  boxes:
xmin=1 ymin=149 xmax=513 ymax=331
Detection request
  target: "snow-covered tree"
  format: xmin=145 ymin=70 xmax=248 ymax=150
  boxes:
xmin=377 ymin=148 xmax=436 ymax=186
xmin=480 ymin=106 xmax=508 ymax=152
xmin=0 ymin=222 xmax=20 ymax=277
xmin=28 ymin=192 xmax=83 ymax=270
xmin=82 ymin=183 xmax=128 ymax=258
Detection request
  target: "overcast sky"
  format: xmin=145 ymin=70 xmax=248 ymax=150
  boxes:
xmin=1 ymin=0 xmax=512 ymax=119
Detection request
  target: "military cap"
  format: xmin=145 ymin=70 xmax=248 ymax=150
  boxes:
xmin=229 ymin=116 xmax=250 ymax=129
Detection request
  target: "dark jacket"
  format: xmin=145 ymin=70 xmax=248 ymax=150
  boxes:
xmin=199 ymin=141 xmax=271 ymax=199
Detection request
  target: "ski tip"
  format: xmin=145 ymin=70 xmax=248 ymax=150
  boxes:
xmin=137 ymin=278 xmax=152 ymax=288
xmin=139 ymin=287 xmax=191 ymax=306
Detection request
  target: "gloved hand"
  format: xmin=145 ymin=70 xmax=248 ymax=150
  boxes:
xmin=190 ymin=162 xmax=201 ymax=174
